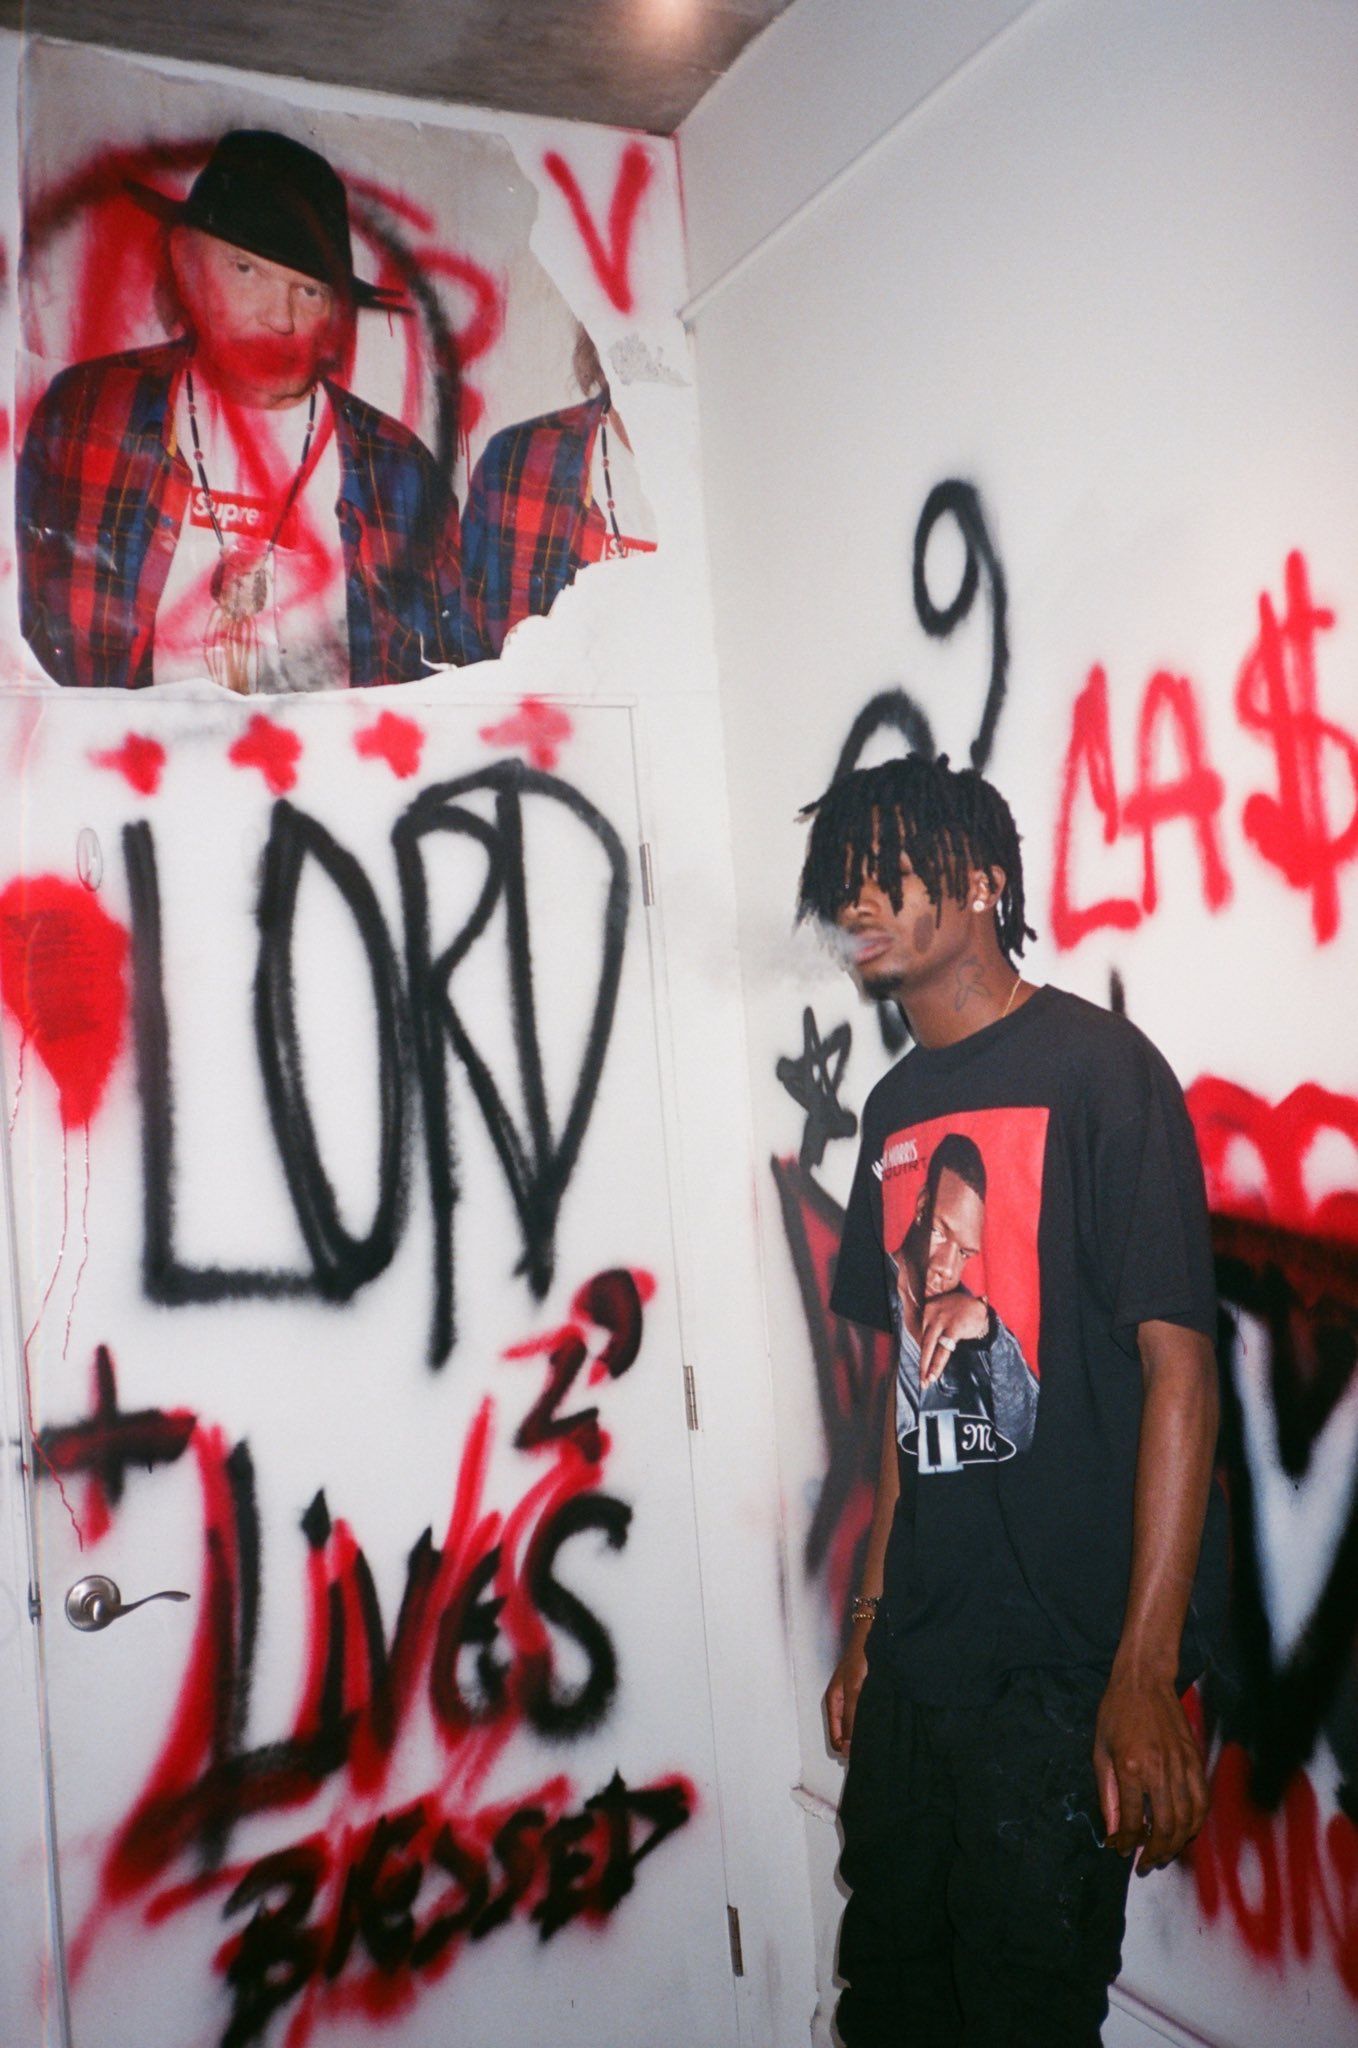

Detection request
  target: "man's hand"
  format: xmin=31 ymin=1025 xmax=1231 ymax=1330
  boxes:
xmin=824 ymin=1637 xmax=870 ymax=1755
xmin=1093 ymin=1667 xmax=1208 ymax=1874
xmin=918 ymin=1289 xmax=990 ymax=1389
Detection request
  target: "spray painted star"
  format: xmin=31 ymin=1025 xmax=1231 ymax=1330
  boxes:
xmin=776 ymin=1007 xmax=858 ymax=1171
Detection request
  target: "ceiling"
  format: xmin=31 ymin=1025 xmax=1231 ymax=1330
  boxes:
xmin=1 ymin=0 xmax=793 ymax=134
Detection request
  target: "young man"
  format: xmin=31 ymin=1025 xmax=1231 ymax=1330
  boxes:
xmin=19 ymin=130 xmax=461 ymax=692
xmin=800 ymin=753 xmax=1225 ymax=2047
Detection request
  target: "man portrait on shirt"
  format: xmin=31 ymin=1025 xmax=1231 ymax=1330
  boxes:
xmin=889 ymin=1129 xmax=1038 ymax=1458
xmin=18 ymin=128 xmax=461 ymax=692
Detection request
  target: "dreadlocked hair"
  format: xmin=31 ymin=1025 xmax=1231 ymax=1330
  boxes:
xmin=796 ymin=753 xmax=1037 ymax=958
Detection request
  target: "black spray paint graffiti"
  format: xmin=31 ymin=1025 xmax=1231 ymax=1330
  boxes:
xmin=770 ymin=1153 xmax=890 ymax=1644
xmin=772 ymin=1013 xmax=886 ymax=1640
xmin=829 ymin=479 xmax=1010 ymax=1053
xmin=38 ymin=1282 xmax=693 ymax=2045
xmin=38 ymin=1341 xmax=196 ymax=1521
xmin=831 ymin=478 xmax=1009 ymax=786
xmin=775 ymin=1007 xmax=858 ymax=1172
xmin=221 ymin=1770 xmax=691 ymax=2048
xmin=394 ymin=768 xmax=629 ymax=1363
xmin=1204 ymin=1222 xmax=1358 ymax=1816
xmin=48 ymin=1282 xmax=647 ymax=1880
xmin=126 ymin=762 xmax=628 ymax=1364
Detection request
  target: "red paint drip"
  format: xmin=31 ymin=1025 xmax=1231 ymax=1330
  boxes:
xmin=478 ymin=697 xmax=574 ymax=772
xmin=542 ymin=143 xmax=655 ymax=314
xmin=354 ymin=710 xmax=425 ymax=779
xmin=0 ymin=876 xmax=129 ymax=1127
xmin=228 ymin=715 xmax=303 ymax=795
xmin=61 ymin=1125 xmax=94 ymax=1365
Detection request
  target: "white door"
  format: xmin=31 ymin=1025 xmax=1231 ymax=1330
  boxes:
xmin=0 ymin=689 xmax=737 ymax=2048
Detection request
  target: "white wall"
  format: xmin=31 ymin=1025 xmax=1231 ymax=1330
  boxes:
xmin=0 ymin=29 xmax=817 ymax=2047
xmin=682 ymin=1 xmax=1358 ymax=2043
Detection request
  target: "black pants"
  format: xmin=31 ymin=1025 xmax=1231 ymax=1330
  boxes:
xmin=835 ymin=1665 xmax=1134 ymax=2047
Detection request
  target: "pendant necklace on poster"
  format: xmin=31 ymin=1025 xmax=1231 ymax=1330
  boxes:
xmin=185 ymin=369 xmax=318 ymax=691
xmin=599 ymin=410 xmax=628 ymax=558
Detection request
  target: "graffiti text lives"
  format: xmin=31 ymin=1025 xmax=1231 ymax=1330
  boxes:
xmin=43 ymin=1272 xmax=692 ymax=2046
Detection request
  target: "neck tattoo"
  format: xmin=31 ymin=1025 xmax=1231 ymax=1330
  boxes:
xmin=953 ymin=950 xmax=987 ymax=1013
xmin=598 ymin=409 xmax=627 ymax=556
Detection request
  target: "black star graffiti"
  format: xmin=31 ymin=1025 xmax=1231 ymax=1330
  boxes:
xmin=37 ymin=1344 xmax=196 ymax=1513
xmin=776 ymin=1007 xmax=858 ymax=1171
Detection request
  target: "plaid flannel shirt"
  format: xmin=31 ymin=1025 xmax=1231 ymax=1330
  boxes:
xmin=458 ymin=392 xmax=609 ymax=662
xmin=18 ymin=340 xmax=461 ymax=689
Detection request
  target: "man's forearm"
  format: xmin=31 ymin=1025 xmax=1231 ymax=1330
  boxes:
xmin=1114 ymin=1319 xmax=1219 ymax=1680
xmin=824 ymin=1359 xmax=900 ymax=1752
xmin=855 ymin=1378 xmax=901 ymax=1610
xmin=1094 ymin=1319 xmax=1219 ymax=1869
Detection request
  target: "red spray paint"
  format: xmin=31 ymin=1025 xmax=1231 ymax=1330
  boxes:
xmin=70 ymin=1270 xmax=694 ymax=2043
xmin=542 ymin=144 xmax=654 ymax=315
xmin=228 ymin=715 xmax=303 ymax=796
xmin=354 ymin=711 xmax=425 ymax=780
xmin=478 ymin=697 xmax=574 ymax=772
xmin=91 ymin=732 xmax=168 ymax=796
xmin=1051 ymin=551 xmax=1358 ymax=950
xmin=0 ymin=876 xmax=129 ymax=1128
xmin=1237 ymin=550 xmax=1358 ymax=946
xmin=1190 ymin=1742 xmax=1358 ymax=1997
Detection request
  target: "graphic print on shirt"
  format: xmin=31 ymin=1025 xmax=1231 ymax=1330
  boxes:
xmin=877 ymin=1106 xmax=1048 ymax=1474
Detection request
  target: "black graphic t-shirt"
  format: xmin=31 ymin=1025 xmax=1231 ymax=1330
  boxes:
xmin=830 ymin=984 xmax=1227 ymax=1704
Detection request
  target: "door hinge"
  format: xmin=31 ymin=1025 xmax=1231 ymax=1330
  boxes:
xmin=682 ymin=1363 xmax=699 ymax=1431
xmin=639 ymin=840 xmax=656 ymax=906
xmin=27 ymin=1584 xmax=41 ymax=1623
xmin=726 ymin=1903 xmax=745 ymax=1977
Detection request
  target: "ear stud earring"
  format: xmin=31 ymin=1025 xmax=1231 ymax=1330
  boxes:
xmin=972 ymin=898 xmax=986 ymax=912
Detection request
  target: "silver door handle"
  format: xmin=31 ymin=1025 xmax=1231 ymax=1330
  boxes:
xmin=64 ymin=1574 xmax=190 ymax=1632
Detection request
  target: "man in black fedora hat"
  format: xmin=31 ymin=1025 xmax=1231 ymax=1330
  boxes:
xmin=18 ymin=129 xmax=462 ymax=692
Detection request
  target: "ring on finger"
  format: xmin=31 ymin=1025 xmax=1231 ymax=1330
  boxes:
xmin=938 ymin=1335 xmax=956 ymax=1352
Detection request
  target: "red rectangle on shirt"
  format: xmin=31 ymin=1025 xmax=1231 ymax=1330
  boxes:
xmin=878 ymin=1106 xmax=1049 ymax=1375
xmin=188 ymin=487 xmax=301 ymax=551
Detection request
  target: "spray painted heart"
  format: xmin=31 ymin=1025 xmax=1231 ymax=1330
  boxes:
xmin=0 ymin=876 xmax=130 ymax=1128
